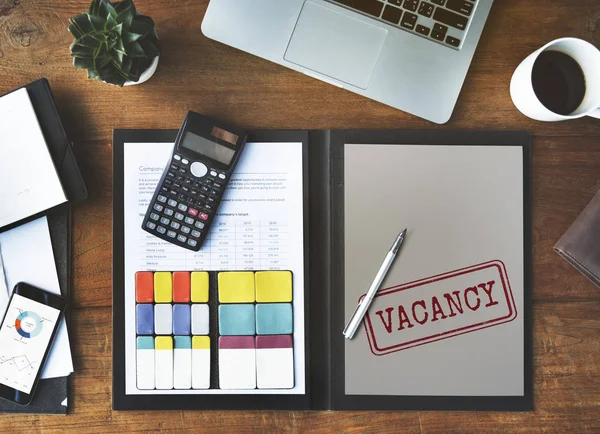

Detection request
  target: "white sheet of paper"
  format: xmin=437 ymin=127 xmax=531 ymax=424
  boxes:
xmin=0 ymin=88 xmax=67 ymax=228
xmin=0 ymin=217 xmax=73 ymax=379
xmin=123 ymin=142 xmax=306 ymax=395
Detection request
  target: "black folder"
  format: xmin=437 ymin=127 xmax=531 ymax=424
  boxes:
xmin=0 ymin=79 xmax=87 ymax=414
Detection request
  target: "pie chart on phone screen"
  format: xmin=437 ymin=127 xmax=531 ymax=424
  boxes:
xmin=14 ymin=311 xmax=43 ymax=338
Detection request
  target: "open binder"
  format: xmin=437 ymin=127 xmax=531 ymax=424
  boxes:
xmin=0 ymin=79 xmax=87 ymax=414
xmin=113 ymin=129 xmax=532 ymax=411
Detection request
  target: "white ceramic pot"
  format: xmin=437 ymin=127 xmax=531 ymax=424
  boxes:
xmin=124 ymin=55 xmax=159 ymax=86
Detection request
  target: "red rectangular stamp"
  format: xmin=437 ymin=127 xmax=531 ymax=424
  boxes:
xmin=362 ymin=260 xmax=517 ymax=356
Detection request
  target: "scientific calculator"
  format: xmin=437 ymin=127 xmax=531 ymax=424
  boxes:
xmin=142 ymin=112 xmax=247 ymax=251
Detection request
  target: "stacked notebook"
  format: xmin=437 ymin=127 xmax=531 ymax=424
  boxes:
xmin=0 ymin=79 xmax=87 ymax=414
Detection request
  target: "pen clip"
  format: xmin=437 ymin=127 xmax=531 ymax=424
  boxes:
xmin=343 ymin=301 xmax=363 ymax=335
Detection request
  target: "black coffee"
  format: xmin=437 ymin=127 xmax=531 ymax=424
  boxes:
xmin=531 ymin=50 xmax=586 ymax=115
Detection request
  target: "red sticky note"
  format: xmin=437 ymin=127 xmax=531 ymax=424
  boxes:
xmin=136 ymin=272 xmax=154 ymax=303
xmin=173 ymin=272 xmax=191 ymax=303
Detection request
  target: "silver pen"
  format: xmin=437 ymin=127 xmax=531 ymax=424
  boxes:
xmin=343 ymin=229 xmax=407 ymax=340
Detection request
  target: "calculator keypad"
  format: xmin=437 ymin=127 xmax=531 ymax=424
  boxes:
xmin=143 ymin=154 xmax=228 ymax=250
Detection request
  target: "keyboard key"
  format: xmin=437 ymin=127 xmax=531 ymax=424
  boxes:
xmin=418 ymin=2 xmax=434 ymax=17
xmin=191 ymin=190 xmax=198 ymax=196
xmin=434 ymin=23 xmax=448 ymax=33
xmin=181 ymin=226 xmax=191 ymax=234
xmin=182 ymin=159 xmax=189 ymax=165
xmin=171 ymin=221 xmax=181 ymax=230
xmin=160 ymin=217 xmax=170 ymax=225
xmin=167 ymin=172 xmax=175 ymax=178
xmin=218 ymin=173 xmax=226 ymax=180
xmin=195 ymin=221 xmax=205 ymax=229
xmin=175 ymin=212 xmax=184 ymax=221
xmin=433 ymin=7 xmax=468 ymax=30
xmin=179 ymin=169 xmax=186 ymax=175
xmin=446 ymin=35 xmax=461 ymax=46
xmin=199 ymin=212 xmax=209 ymax=221
xmin=168 ymin=199 xmax=177 ymax=207
xmin=153 ymin=203 xmax=164 ymax=212
xmin=185 ymin=217 xmax=194 ymax=225
xmin=150 ymin=213 xmax=160 ymax=221
xmin=157 ymin=195 xmax=167 ymax=203
xmin=207 ymin=197 xmax=215 ymax=204
xmin=431 ymin=0 xmax=445 ymax=5
xmin=177 ymin=234 xmax=187 ymax=243
xmin=146 ymin=222 xmax=157 ymax=230
xmin=416 ymin=24 xmax=431 ymax=35
xmin=210 ymin=189 xmax=219 ymax=196
xmin=174 ymin=155 xmax=181 ymax=161
xmin=201 ymin=186 xmax=209 ymax=193
xmin=157 ymin=226 xmax=167 ymax=234
xmin=209 ymin=170 xmax=217 ymax=177
xmin=431 ymin=30 xmax=445 ymax=41
xmin=161 ymin=186 xmax=169 ymax=193
xmin=213 ymin=182 xmax=222 ymax=189
xmin=191 ymin=230 xmax=201 ymax=238
xmin=178 ymin=203 xmax=188 ymax=212
xmin=164 ymin=208 xmax=174 ymax=216
xmin=169 ymin=189 xmax=178 ymax=196
xmin=382 ymin=5 xmax=402 ymax=24
xmin=204 ymin=204 xmax=213 ymax=212
xmin=403 ymin=0 xmax=418 ymax=12
xmin=400 ymin=11 xmax=418 ymax=30
xmin=178 ymin=194 xmax=187 ymax=201
xmin=187 ymin=239 xmax=198 ymax=247
xmin=189 ymin=208 xmax=199 ymax=217
xmin=331 ymin=0 xmax=384 ymax=17
xmin=167 ymin=230 xmax=177 ymax=238
xmin=445 ymin=0 xmax=473 ymax=16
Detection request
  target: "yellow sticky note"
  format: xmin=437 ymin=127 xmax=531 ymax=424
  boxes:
xmin=155 ymin=336 xmax=173 ymax=350
xmin=255 ymin=271 xmax=293 ymax=302
xmin=218 ymin=272 xmax=255 ymax=303
xmin=192 ymin=336 xmax=210 ymax=350
xmin=154 ymin=272 xmax=172 ymax=303
xmin=191 ymin=272 xmax=209 ymax=302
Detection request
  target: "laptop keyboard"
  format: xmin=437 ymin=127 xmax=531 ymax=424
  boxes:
xmin=327 ymin=0 xmax=477 ymax=50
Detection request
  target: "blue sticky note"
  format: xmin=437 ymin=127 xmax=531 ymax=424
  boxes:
xmin=218 ymin=304 xmax=255 ymax=335
xmin=173 ymin=304 xmax=191 ymax=335
xmin=174 ymin=335 xmax=192 ymax=349
xmin=136 ymin=304 xmax=154 ymax=335
xmin=255 ymin=303 xmax=293 ymax=335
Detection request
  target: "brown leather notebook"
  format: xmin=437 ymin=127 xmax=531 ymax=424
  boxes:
xmin=554 ymin=190 xmax=600 ymax=288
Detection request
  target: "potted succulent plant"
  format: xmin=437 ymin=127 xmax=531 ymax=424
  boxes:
xmin=68 ymin=0 xmax=160 ymax=86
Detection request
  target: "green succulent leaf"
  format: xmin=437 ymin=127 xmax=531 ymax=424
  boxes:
xmin=70 ymin=0 xmax=159 ymax=86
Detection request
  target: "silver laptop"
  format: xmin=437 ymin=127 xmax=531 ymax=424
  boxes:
xmin=202 ymin=0 xmax=494 ymax=124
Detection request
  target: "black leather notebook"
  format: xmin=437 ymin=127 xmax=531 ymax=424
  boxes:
xmin=112 ymin=129 xmax=532 ymax=411
xmin=0 ymin=79 xmax=87 ymax=414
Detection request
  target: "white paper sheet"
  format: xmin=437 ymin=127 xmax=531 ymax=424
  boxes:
xmin=0 ymin=217 xmax=73 ymax=379
xmin=123 ymin=142 xmax=305 ymax=395
xmin=0 ymin=89 xmax=67 ymax=228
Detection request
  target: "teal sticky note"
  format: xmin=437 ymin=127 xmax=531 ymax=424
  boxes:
xmin=218 ymin=304 xmax=255 ymax=335
xmin=137 ymin=336 xmax=155 ymax=350
xmin=255 ymin=303 xmax=293 ymax=335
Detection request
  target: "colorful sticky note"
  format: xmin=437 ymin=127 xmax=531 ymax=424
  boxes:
xmin=218 ymin=271 xmax=255 ymax=303
xmin=136 ymin=272 xmax=154 ymax=303
xmin=191 ymin=272 xmax=209 ymax=302
xmin=219 ymin=336 xmax=256 ymax=389
xmin=255 ymin=271 xmax=292 ymax=302
xmin=192 ymin=336 xmax=210 ymax=389
xmin=136 ymin=337 xmax=155 ymax=390
xmin=173 ymin=304 xmax=191 ymax=335
xmin=174 ymin=336 xmax=192 ymax=390
xmin=255 ymin=303 xmax=293 ymax=335
xmin=218 ymin=304 xmax=255 ymax=335
xmin=191 ymin=304 xmax=209 ymax=335
xmin=173 ymin=272 xmax=191 ymax=303
xmin=136 ymin=304 xmax=154 ymax=335
xmin=154 ymin=304 xmax=173 ymax=335
xmin=256 ymin=335 xmax=294 ymax=389
xmin=155 ymin=336 xmax=173 ymax=390
xmin=154 ymin=272 xmax=173 ymax=303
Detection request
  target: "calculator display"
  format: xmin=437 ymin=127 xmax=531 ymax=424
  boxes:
xmin=181 ymin=132 xmax=235 ymax=165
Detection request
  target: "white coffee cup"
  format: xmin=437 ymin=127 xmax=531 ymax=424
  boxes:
xmin=510 ymin=38 xmax=600 ymax=121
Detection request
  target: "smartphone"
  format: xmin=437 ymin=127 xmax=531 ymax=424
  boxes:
xmin=0 ymin=282 xmax=66 ymax=405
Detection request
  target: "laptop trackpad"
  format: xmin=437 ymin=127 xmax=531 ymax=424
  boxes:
xmin=284 ymin=1 xmax=387 ymax=90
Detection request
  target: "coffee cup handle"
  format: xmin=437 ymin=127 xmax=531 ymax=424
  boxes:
xmin=589 ymin=107 xmax=600 ymax=119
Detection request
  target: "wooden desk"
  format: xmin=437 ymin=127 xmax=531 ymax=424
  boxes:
xmin=1 ymin=0 xmax=599 ymax=431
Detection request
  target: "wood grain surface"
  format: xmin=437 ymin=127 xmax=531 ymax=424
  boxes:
xmin=1 ymin=0 xmax=599 ymax=432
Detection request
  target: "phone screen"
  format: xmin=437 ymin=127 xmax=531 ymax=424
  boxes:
xmin=0 ymin=294 xmax=61 ymax=394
